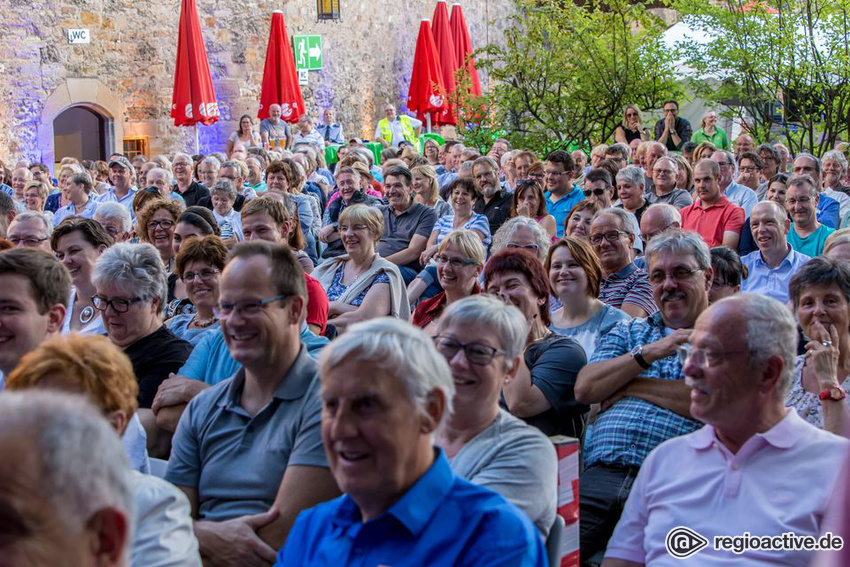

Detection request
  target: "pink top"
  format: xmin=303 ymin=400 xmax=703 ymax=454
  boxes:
xmin=606 ymin=410 xmax=847 ymax=565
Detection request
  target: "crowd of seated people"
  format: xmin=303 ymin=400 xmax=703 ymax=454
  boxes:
xmin=2 ymin=107 xmax=850 ymax=567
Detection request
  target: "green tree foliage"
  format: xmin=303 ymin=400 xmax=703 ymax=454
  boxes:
xmin=675 ymin=0 xmax=850 ymax=154
xmin=457 ymin=0 xmax=682 ymax=154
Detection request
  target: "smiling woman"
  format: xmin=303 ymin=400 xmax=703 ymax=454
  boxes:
xmin=136 ymin=198 xmax=185 ymax=273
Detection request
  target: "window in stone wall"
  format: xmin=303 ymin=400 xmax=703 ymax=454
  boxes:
xmin=123 ymin=137 xmax=149 ymax=159
xmin=317 ymin=0 xmax=340 ymax=21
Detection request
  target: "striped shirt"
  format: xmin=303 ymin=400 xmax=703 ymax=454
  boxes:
xmin=598 ymin=262 xmax=658 ymax=315
xmin=583 ymin=312 xmax=703 ymax=468
xmin=432 ymin=213 xmax=492 ymax=248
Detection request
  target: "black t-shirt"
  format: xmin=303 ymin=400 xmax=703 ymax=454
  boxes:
xmin=518 ymin=333 xmax=589 ymax=438
xmin=176 ymin=181 xmax=211 ymax=208
xmin=124 ymin=325 xmax=192 ymax=409
xmin=474 ymin=190 xmax=514 ymax=236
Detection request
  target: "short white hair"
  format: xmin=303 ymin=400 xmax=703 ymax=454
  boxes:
xmin=92 ymin=243 xmax=168 ymax=313
xmin=715 ymin=294 xmax=798 ymax=395
xmin=491 ymin=216 xmax=551 ymax=261
xmin=172 ymin=152 xmax=193 ymax=164
xmin=94 ymin=202 xmax=133 ymax=233
xmin=593 ymin=207 xmax=636 ymax=234
xmin=0 ymin=391 xmax=133 ymax=542
xmin=200 ymin=156 xmax=221 ymax=170
xmin=319 ymin=318 xmax=455 ymax=427
xmin=644 ymin=203 xmax=682 ymax=226
xmin=13 ymin=211 xmax=53 ymax=237
xmin=146 ymin=167 xmax=173 ymax=186
xmin=438 ymin=295 xmax=527 ymax=368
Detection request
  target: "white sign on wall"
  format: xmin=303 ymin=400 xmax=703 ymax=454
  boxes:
xmin=298 ymin=69 xmax=308 ymax=86
xmin=68 ymin=29 xmax=91 ymax=44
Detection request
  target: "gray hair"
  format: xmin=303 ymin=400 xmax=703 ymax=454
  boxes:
xmin=458 ymin=161 xmax=475 ymax=176
xmin=472 ymin=155 xmax=499 ymax=172
xmin=822 ymin=149 xmax=848 ymax=174
xmin=211 ymin=178 xmax=237 ymax=201
xmin=0 ymin=391 xmax=133 ymax=544
xmin=491 ymin=216 xmax=550 ymax=261
xmin=438 ymin=295 xmax=527 ymax=369
xmin=606 ymin=142 xmax=631 ymax=162
xmin=200 ymin=156 xmax=222 ymax=171
xmin=787 ymin=174 xmax=818 ymax=196
xmin=92 ymin=243 xmax=168 ymax=313
xmin=69 ymin=172 xmax=94 ymax=193
xmin=716 ymin=150 xmax=738 ymax=177
xmin=645 ymin=203 xmax=682 ymax=226
xmin=172 ymin=152 xmax=193 ymax=165
xmin=94 ymin=202 xmax=132 ymax=233
xmin=757 ymin=143 xmax=781 ymax=165
xmin=645 ymin=228 xmax=711 ymax=271
xmin=501 ymin=150 xmax=518 ymax=168
xmin=319 ymin=317 xmax=456 ymax=427
xmin=14 ymin=211 xmax=53 ymax=237
xmin=146 ymin=167 xmax=173 ymax=186
xmin=794 ymin=152 xmax=823 ymax=177
xmin=354 ymin=148 xmax=374 ymax=167
xmin=592 ymin=207 xmax=636 ymax=234
xmin=616 ymin=164 xmax=645 ymax=187
xmin=716 ymin=294 xmax=798 ymax=396
xmin=335 ymin=166 xmax=361 ymax=182
xmin=654 ymin=156 xmax=679 ymax=173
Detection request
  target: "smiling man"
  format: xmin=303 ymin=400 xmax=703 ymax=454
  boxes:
xmin=603 ymin=294 xmax=848 ymax=566
xmin=472 ymin=156 xmax=513 ymax=235
xmin=0 ymin=248 xmax=69 ymax=390
xmin=166 ymin=241 xmax=339 ymax=566
xmin=681 ymin=159 xmax=745 ymax=249
xmin=274 ymin=317 xmax=546 ymax=566
xmin=786 ymin=174 xmax=835 ymax=257
xmin=741 ymin=201 xmax=811 ymax=304
xmin=575 ymin=229 xmax=708 ymax=563
xmin=97 ymin=156 xmax=138 ymax=212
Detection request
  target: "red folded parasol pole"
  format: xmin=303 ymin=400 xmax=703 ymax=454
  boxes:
xmin=430 ymin=0 xmax=457 ymax=126
xmin=409 ymin=19 xmax=448 ymax=131
xmin=258 ymin=11 xmax=305 ymax=124
xmin=450 ymin=2 xmax=482 ymax=97
xmin=171 ymin=0 xmax=220 ymax=153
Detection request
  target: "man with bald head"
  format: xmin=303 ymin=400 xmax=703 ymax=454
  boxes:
xmin=741 ymin=201 xmax=811 ymax=304
xmin=260 ymin=104 xmax=293 ymax=150
xmin=734 ymin=132 xmax=755 ymax=158
xmin=603 ymin=294 xmax=847 ymax=566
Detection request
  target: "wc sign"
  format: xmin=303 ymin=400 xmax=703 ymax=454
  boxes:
xmin=67 ymin=29 xmax=91 ymax=44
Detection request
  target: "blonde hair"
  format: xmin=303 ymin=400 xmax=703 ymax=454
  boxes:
xmin=824 ymin=228 xmax=850 ymax=255
xmin=6 ymin=334 xmax=139 ymax=421
xmin=411 ymin=164 xmax=439 ymax=204
xmin=622 ymin=104 xmax=643 ymax=128
xmin=437 ymin=229 xmax=486 ymax=266
xmin=339 ymin=204 xmax=384 ymax=240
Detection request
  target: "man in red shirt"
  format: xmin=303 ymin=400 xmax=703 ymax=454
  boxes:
xmin=680 ymin=159 xmax=744 ymax=248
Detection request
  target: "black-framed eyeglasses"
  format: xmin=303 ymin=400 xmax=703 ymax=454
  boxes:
xmin=92 ymin=295 xmax=143 ymax=313
xmin=583 ymin=187 xmax=609 ymax=197
xmin=9 ymin=236 xmax=49 ymax=247
xmin=434 ymin=336 xmax=506 ymax=365
xmin=434 ymin=255 xmax=478 ymax=269
xmin=147 ymin=219 xmax=174 ymax=231
xmin=182 ymin=268 xmax=220 ymax=283
xmin=648 ymin=267 xmax=703 ymax=285
xmin=214 ymin=294 xmax=289 ymax=318
xmin=589 ymin=230 xmax=627 ymax=245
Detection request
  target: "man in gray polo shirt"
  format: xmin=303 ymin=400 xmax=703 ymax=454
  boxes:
xmin=377 ymin=165 xmax=438 ymax=284
xmin=166 ymin=241 xmax=339 ymax=566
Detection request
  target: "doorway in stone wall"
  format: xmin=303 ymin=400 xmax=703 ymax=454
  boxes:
xmin=53 ymin=106 xmax=109 ymax=164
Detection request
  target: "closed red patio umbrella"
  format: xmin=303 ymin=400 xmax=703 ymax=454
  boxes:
xmin=258 ymin=11 xmax=304 ymax=124
xmin=450 ymin=2 xmax=482 ymax=97
xmin=431 ymin=0 xmax=457 ymax=125
xmin=171 ymin=0 xmax=219 ymax=151
xmin=409 ymin=19 xmax=448 ymax=129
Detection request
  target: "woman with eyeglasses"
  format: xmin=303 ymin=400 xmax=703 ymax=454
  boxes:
xmin=420 ymin=178 xmax=491 ymax=266
xmin=313 ymin=205 xmax=409 ymax=333
xmin=708 ymin=247 xmax=746 ymax=304
xmin=786 ymin=257 xmax=850 ymax=434
xmin=484 ymin=249 xmax=589 ymax=438
xmin=23 ymin=180 xmax=52 ymax=221
xmin=165 ymin=236 xmax=227 ymax=345
xmin=93 ymin=243 xmax=192 ymax=456
xmin=490 ymin=216 xmax=551 ymax=263
xmin=510 ymin=180 xmax=557 ymax=241
xmin=51 ymin=217 xmax=113 ymax=335
xmin=433 ymin=294 xmax=558 ymax=536
xmin=137 ymin=198 xmax=183 ymax=272
xmin=547 ymin=237 xmax=631 ymax=360
xmin=413 ymin=230 xmax=485 ymax=336
xmin=615 ymin=104 xmax=651 ymax=144
xmin=168 ymin=207 xmax=221 ymax=317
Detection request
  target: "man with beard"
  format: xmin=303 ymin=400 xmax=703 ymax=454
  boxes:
xmin=575 ymin=229 xmax=708 ymax=563
xmin=472 ymin=156 xmax=513 ymax=236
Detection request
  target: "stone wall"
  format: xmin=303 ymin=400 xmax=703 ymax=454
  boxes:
xmin=0 ymin=0 xmax=515 ymax=165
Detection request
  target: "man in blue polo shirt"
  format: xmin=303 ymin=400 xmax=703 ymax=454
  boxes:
xmin=275 ymin=318 xmax=546 ymax=566
xmin=544 ymin=150 xmax=584 ymax=238
xmin=741 ymin=201 xmax=811 ymax=304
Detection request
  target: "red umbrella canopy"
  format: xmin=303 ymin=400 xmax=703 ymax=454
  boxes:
xmin=258 ymin=11 xmax=304 ymax=123
xmin=450 ymin=2 xmax=482 ymax=97
xmin=430 ymin=1 xmax=457 ymax=125
xmin=171 ymin=0 xmax=220 ymax=126
xmin=408 ymin=19 xmax=449 ymax=124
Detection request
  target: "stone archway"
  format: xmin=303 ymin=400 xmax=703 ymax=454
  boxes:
xmin=39 ymin=78 xmax=125 ymax=173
